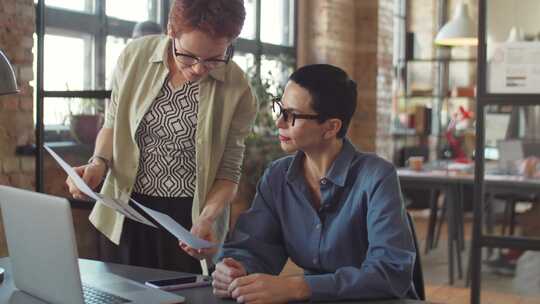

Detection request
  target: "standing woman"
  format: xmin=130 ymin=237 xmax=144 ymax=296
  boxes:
xmin=66 ymin=0 xmax=257 ymax=274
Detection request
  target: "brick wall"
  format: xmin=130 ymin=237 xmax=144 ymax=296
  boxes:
xmin=297 ymin=0 xmax=395 ymax=160
xmin=0 ymin=0 xmax=35 ymax=257
xmin=0 ymin=0 xmax=35 ymax=190
xmin=0 ymin=0 xmax=99 ymax=259
xmin=375 ymin=0 xmax=395 ymax=160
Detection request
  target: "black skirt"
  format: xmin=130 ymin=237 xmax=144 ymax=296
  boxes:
xmin=99 ymin=192 xmax=202 ymax=274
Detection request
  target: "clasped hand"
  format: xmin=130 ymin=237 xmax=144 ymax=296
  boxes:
xmin=212 ymin=258 xmax=297 ymax=304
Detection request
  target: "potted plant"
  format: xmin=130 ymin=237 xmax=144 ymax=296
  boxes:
xmin=233 ymin=58 xmax=294 ymax=216
xmin=69 ymin=98 xmax=104 ymax=145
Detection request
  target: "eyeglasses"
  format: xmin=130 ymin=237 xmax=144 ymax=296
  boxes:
xmin=272 ymin=99 xmax=321 ymax=126
xmin=171 ymin=39 xmax=232 ymax=69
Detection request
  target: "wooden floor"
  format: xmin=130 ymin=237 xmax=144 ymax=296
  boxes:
xmin=415 ymin=210 xmax=540 ymax=304
xmin=280 ymin=210 xmax=540 ymax=304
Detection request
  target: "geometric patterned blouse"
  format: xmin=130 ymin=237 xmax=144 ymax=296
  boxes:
xmin=133 ymin=77 xmax=199 ymax=197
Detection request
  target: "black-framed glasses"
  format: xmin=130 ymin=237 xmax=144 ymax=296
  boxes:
xmin=172 ymin=39 xmax=232 ymax=69
xmin=272 ymin=99 xmax=321 ymax=126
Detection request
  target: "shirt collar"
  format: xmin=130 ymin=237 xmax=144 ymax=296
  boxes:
xmin=325 ymin=138 xmax=356 ymax=187
xmin=148 ymin=36 xmax=226 ymax=82
xmin=286 ymin=138 xmax=357 ymax=187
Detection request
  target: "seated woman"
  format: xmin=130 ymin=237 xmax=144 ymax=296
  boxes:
xmin=211 ymin=64 xmax=419 ymax=302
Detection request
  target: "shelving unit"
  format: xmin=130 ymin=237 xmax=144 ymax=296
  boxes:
xmin=470 ymin=1 xmax=540 ymax=303
xmin=393 ymin=56 xmax=476 ymax=164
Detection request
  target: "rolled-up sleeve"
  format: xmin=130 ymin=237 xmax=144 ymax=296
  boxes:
xmin=215 ymin=87 xmax=258 ymax=183
xmin=103 ymin=50 xmax=126 ymax=129
xmin=304 ymin=169 xmax=416 ymax=301
xmin=219 ymin=169 xmax=288 ymax=274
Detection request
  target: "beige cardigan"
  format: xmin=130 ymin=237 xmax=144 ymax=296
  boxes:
xmin=89 ymin=35 xmax=257 ymax=247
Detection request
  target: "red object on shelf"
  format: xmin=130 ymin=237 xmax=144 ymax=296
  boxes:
xmin=446 ymin=106 xmax=473 ymax=162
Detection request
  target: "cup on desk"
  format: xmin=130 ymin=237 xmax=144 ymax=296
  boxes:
xmin=520 ymin=157 xmax=539 ymax=178
xmin=407 ymin=156 xmax=424 ymax=171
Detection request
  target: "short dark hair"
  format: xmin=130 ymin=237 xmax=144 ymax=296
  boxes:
xmin=289 ymin=64 xmax=357 ymax=138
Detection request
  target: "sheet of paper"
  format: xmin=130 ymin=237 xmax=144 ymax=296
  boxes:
xmin=488 ymin=42 xmax=540 ymax=94
xmin=131 ymin=198 xmax=216 ymax=249
xmin=44 ymin=146 xmax=100 ymax=201
xmin=44 ymin=145 xmax=157 ymax=228
xmin=95 ymin=194 xmax=157 ymax=228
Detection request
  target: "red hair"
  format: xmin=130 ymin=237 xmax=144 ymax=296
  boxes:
xmin=167 ymin=0 xmax=246 ymax=39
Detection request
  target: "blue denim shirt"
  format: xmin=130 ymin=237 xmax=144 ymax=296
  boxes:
xmin=221 ymin=139 xmax=418 ymax=301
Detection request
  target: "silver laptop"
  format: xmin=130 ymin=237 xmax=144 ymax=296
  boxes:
xmin=0 ymin=186 xmax=185 ymax=304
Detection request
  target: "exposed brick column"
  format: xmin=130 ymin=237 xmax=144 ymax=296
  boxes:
xmin=374 ymin=0 xmax=395 ymax=160
xmin=0 ymin=0 xmax=35 ymax=190
xmin=297 ymin=0 xmax=395 ymax=160
xmin=0 ymin=0 xmax=35 ymax=257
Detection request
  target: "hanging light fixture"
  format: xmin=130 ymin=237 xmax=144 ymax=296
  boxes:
xmin=506 ymin=26 xmax=523 ymax=42
xmin=435 ymin=2 xmax=477 ymax=46
xmin=0 ymin=49 xmax=19 ymax=95
xmin=0 ymin=48 xmax=18 ymax=283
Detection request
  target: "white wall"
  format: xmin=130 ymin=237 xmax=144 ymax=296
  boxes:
xmin=487 ymin=0 xmax=540 ymax=42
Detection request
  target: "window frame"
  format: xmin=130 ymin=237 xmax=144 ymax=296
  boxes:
xmin=35 ymin=0 xmax=297 ymax=191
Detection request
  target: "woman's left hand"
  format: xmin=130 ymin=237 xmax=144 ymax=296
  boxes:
xmin=228 ymin=274 xmax=309 ymax=304
xmin=179 ymin=217 xmax=218 ymax=260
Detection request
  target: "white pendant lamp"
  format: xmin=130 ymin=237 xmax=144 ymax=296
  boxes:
xmin=0 ymin=48 xmax=18 ymax=283
xmin=506 ymin=26 xmax=523 ymax=42
xmin=435 ymin=2 xmax=478 ymax=46
xmin=0 ymin=49 xmax=19 ymax=95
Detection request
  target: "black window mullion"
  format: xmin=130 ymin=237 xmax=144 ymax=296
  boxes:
xmin=44 ymin=7 xmax=100 ymax=36
xmin=44 ymin=90 xmax=111 ymax=99
xmin=160 ymin=0 xmax=170 ymax=31
xmin=95 ymin=0 xmax=107 ymax=91
xmin=282 ymin=0 xmax=291 ymax=46
xmin=107 ymin=18 xmax=137 ymax=38
xmin=254 ymin=0 xmax=262 ymax=80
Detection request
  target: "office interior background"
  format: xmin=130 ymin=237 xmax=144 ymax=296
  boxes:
xmin=0 ymin=0 xmax=539 ymax=303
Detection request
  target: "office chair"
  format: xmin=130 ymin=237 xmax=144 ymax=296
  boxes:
xmin=406 ymin=212 xmax=426 ymax=301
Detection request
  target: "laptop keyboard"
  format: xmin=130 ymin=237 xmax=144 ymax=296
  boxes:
xmin=83 ymin=283 xmax=131 ymax=304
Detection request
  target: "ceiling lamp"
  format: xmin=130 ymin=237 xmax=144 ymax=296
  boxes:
xmin=435 ymin=2 xmax=478 ymax=46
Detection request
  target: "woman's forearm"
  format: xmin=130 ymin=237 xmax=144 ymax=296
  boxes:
xmin=199 ymin=179 xmax=238 ymax=222
xmin=93 ymin=127 xmax=114 ymax=160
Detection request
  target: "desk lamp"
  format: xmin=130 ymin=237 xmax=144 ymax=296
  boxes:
xmin=0 ymin=49 xmax=19 ymax=283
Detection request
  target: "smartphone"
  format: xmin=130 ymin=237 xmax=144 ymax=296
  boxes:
xmin=145 ymin=275 xmax=211 ymax=290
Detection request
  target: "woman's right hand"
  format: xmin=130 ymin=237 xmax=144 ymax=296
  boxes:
xmin=212 ymin=258 xmax=247 ymax=298
xmin=66 ymin=162 xmax=106 ymax=200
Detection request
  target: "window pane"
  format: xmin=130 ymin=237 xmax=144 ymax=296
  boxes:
xmin=44 ymin=0 xmax=93 ymax=13
xmin=106 ymin=0 xmax=156 ymax=22
xmin=239 ymin=0 xmax=257 ymax=40
xmin=44 ymin=97 xmax=104 ymax=127
xmin=106 ymin=36 xmax=131 ymax=89
xmin=232 ymin=52 xmax=256 ymax=73
xmin=260 ymin=0 xmax=294 ymax=46
xmin=260 ymin=55 xmax=294 ymax=96
xmin=44 ymin=33 xmax=91 ymax=91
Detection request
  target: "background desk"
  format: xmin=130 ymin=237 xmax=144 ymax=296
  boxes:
xmin=398 ymin=169 xmax=468 ymax=285
xmin=0 ymin=258 xmax=431 ymax=304
xmin=398 ymin=169 xmax=540 ymax=285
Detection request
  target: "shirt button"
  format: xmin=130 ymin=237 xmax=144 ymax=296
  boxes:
xmin=320 ymin=178 xmax=327 ymax=185
xmin=313 ymin=258 xmax=318 ymax=264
